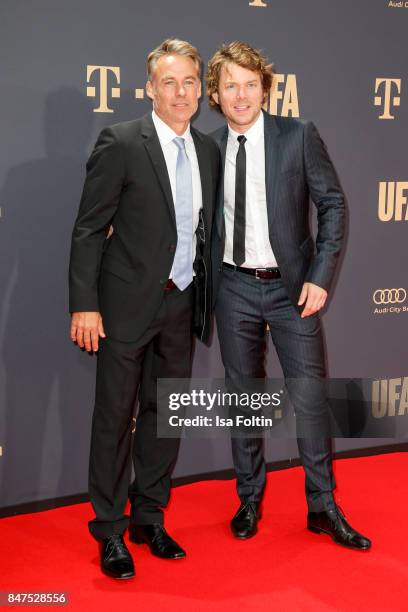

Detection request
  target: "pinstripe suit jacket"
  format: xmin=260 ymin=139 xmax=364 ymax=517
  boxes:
xmin=210 ymin=110 xmax=346 ymax=310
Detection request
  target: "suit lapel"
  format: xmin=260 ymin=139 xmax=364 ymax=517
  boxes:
xmin=141 ymin=114 xmax=176 ymax=226
xmin=191 ymin=128 xmax=212 ymax=235
xmin=264 ymin=111 xmax=282 ymax=228
xmin=216 ymin=127 xmax=228 ymax=240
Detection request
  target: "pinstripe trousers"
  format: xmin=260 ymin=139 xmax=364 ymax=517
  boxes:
xmin=215 ymin=265 xmax=336 ymax=512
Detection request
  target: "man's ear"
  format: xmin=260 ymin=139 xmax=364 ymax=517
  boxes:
xmin=212 ymin=91 xmax=219 ymax=106
xmin=146 ymin=80 xmax=154 ymax=101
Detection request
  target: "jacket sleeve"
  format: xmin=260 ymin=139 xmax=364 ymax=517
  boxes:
xmin=303 ymin=121 xmax=346 ymax=292
xmin=68 ymin=127 xmax=125 ymax=312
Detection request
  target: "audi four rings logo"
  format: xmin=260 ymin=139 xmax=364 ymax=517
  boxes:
xmin=373 ymin=288 xmax=407 ymax=304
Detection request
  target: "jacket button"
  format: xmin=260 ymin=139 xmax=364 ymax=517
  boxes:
xmin=159 ymin=279 xmax=165 ymax=284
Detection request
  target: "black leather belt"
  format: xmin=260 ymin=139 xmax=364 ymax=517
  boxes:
xmin=223 ymin=262 xmax=281 ymax=279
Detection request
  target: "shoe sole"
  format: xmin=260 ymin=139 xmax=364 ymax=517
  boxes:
xmin=101 ymin=569 xmax=135 ymax=579
xmin=307 ymin=525 xmax=371 ymax=551
xmin=233 ymin=533 xmax=257 ymax=540
xmin=231 ymin=528 xmax=258 ymax=540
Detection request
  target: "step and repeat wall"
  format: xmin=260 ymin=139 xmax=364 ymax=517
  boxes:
xmin=1 ymin=0 xmax=407 ymax=509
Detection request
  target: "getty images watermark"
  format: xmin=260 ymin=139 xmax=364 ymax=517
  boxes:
xmin=167 ymin=387 xmax=283 ymax=428
xmin=156 ymin=378 xmax=408 ymax=439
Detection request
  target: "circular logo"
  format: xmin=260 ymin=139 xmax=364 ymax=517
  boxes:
xmin=373 ymin=288 xmax=407 ymax=304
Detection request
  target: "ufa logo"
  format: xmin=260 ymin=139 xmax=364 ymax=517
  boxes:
xmin=267 ymin=74 xmax=300 ymax=117
xmin=249 ymin=0 xmax=268 ymax=6
xmin=378 ymin=182 xmax=408 ymax=221
xmin=374 ymin=78 xmax=402 ymax=119
xmin=372 ymin=378 xmax=408 ymax=418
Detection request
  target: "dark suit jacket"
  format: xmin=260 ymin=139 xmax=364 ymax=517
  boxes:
xmin=210 ymin=110 xmax=346 ymax=310
xmin=69 ymin=113 xmax=219 ymax=344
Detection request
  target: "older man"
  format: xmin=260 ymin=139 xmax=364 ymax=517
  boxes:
xmin=69 ymin=39 xmax=218 ymax=578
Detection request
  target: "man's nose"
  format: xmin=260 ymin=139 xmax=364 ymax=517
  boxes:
xmin=175 ymin=84 xmax=187 ymax=96
xmin=236 ymin=86 xmax=246 ymax=100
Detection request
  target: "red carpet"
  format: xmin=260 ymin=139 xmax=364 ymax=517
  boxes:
xmin=2 ymin=453 xmax=408 ymax=611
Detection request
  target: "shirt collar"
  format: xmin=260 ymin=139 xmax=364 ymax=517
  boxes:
xmin=228 ymin=110 xmax=264 ymax=146
xmin=152 ymin=110 xmax=191 ymax=146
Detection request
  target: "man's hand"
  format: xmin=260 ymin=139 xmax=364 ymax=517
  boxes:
xmin=70 ymin=311 xmax=106 ymax=352
xmin=297 ymin=282 xmax=328 ymax=318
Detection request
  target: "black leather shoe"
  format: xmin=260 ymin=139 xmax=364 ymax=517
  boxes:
xmin=129 ymin=524 xmax=186 ymax=559
xmin=307 ymin=506 xmax=371 ymax=550
xmin=100 ymin=534 xmax=135 ymax=579
xmin=231 ymin=502 xmax=260 ymax=539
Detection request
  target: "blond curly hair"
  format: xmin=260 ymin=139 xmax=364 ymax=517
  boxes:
xmin=206 ymin=41 xmax=273 ymax=113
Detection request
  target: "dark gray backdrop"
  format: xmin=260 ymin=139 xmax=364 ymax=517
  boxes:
xmin=1 ymin=0 xmax=407 ymax=510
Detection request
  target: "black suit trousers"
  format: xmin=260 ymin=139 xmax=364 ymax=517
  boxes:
xmin=88 ymin=285 xmax=193 ymax=541
xmin=215 ymin=266 xmax=336 ymax=512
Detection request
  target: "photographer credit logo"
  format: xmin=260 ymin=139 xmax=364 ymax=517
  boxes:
xmin=374 ymin=78 xmax=402 ymax=119
xmin=372 ymin=288 xmax=407 ymax=315
xmin=166 ymin=388 xmax=283 ymax=429
xmin=378 ymin=181 xmax=408 ymax=221
xmin=372 ymin=377 xmax=408 ymax=418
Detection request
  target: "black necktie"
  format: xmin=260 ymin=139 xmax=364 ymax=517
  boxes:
xmin=233 ymin=135 xmax=247 ymax=266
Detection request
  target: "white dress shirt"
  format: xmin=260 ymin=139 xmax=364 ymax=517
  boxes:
xmin=152 ymin=110 xmax=202 ymax=279
xmin=223 ymin=111 xmax=278 ymax=268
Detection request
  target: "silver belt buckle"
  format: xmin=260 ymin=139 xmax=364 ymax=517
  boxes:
xmin=255 ymin=268 xmax=267 ymax=279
